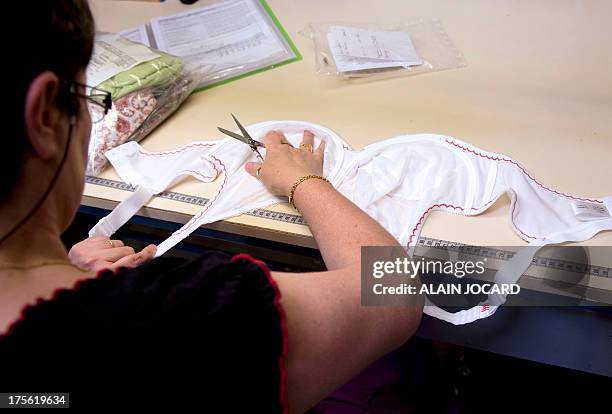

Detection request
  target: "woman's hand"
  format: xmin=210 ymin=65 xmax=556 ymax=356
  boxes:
xmin=68 ymin=236 xmax=157 ymax=272
xmin=245 ymin=130 xmax=325 ymax=196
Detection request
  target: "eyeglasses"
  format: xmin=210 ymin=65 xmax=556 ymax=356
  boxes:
xmin=68 ymin=82 xmax=112 ymax=123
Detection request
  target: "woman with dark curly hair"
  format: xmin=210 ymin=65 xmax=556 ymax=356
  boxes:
xmin=0 ymin=1 xmax=422 ymax=411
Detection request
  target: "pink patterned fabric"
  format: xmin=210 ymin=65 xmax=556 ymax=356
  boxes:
xmin=87 ymin=90 xmax=157 ymax=175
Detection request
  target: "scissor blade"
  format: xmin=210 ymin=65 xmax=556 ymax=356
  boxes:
xmin=231 ymin=113 xmax=252 ymax=140
xmin=217 ymin=127 xmax=249 ymax=144
xmin=231 ymin=113 xmax=265 ymax=148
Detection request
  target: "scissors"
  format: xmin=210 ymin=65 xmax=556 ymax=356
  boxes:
xmin=217 ymin=114 xmax=265 ymax=162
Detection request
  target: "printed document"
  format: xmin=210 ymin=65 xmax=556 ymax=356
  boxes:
xmin=328 ymin=25 xmax=422 ymax=72
xmin=150 ymin=0 xmax=287 ymax=71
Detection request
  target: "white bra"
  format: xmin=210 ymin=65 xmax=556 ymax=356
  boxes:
xmin=90 ymin=120 xmax=612 ymax=324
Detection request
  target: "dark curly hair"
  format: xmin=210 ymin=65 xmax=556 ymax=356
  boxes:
xmin=4 ymin=0 xmax=94 ymax=200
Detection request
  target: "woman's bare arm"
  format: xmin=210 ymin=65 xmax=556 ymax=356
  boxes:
xmin=246 ymin=131 xmax=422 ymax=413
xmin=273 ymin=180 xmax=421 ymax=413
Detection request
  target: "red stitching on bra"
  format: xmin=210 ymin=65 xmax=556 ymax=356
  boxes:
xmin=184 ymin=167 xmax=218 ymax=182
xmin=405 ymin=199 xmax=539 ymax=248
xmin=472 ymin=196 xmax=538 ymax=240
xmin=443 ymin=139 xmax=603 ymax=204
xmin=406 ymin=203 xmax=464 ymax=247
xmin=405 ymin=138 xmax=605 ymax=248
xmin=171 ymin=156 xmax=227 ymax=238
xmin=137 ymin=142 xmax=216 ymax=157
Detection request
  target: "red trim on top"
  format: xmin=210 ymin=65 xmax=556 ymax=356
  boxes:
xmin=172 ymin=156 xmax=226 ymax=238
xmin=232 ymin=253 xmax=289 ymax=414
xmin=137 ymin=142 xmax=216 ymax=157
xmin=0 ymin=267 xmax=116 ymax=342
xmin=442 ymin=139 xmax=604 ymax=204
xmin=404 ymin=137 xmax=604 ymax=248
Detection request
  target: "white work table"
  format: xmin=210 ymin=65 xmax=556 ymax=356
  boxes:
xmin=86 ymin=0 xmax=612 ymax=249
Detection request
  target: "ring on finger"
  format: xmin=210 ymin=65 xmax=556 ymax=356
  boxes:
xmin=299 ymin=143 xmax=313 ymax=152
xmin=108 ymin=239 xmax=115 ymax=249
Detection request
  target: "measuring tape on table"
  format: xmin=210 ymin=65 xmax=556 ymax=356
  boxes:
xmin=86 ymin=175 xmax=306 ymax=225
xmin=415 ymin=237 xmax=611 ymax=279
xmin=87 ymin=176 xmax=612 ymax=285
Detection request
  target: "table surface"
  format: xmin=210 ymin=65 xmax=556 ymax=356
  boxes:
xmin=87 ymin=0 xmax=612 ymax=249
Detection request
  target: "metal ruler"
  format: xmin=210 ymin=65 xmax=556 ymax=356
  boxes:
xmin=86 ymin=176 xmax=306 ymax=225
xmin=416 ymin=237 xmax=611 ymax=279
xmin=86 ymin=176 xmax=612 ymax=279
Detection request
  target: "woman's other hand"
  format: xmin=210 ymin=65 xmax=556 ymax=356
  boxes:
xmin=68 ymin=236 xmax=157 ymax=272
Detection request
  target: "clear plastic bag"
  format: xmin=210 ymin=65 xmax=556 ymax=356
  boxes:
xmin=86 ymin=33 xmax=196 ymax=175
xmin=145 ymin=0 xmax=300 ymax=92
xmin=300 ymin=19 xmax=467 ymax=81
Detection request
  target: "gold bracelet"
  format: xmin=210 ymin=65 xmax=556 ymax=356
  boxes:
xmin=288 ymin=174 xmax=330 ymax=208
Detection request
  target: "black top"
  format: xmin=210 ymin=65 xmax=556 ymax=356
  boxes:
xmin=0 ymin=252 xmax=287 ymax=412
